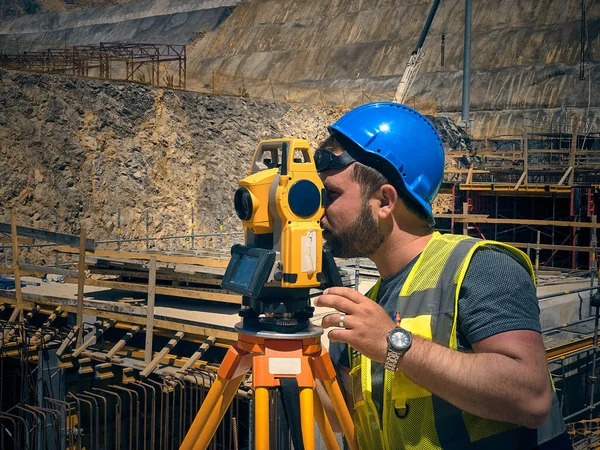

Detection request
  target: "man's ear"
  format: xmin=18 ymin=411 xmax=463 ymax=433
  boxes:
xmin=377 ymin=184 xmax=397 ymax=219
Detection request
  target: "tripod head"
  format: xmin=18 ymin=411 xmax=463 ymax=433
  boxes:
xmin=222 ymin=138 xmax=342 ymax=333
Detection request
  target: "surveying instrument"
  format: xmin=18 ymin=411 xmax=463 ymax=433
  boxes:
xmin=180 ymin=139 xmax=358 ymax=450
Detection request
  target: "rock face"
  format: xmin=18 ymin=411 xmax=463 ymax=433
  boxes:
xmin=184 ymin=0 xmax=599 ymax=136
xmin=0 ymin=69 xmax=336 ymax=255
xmin=0 ymin=69 xmax=462 ymax=263
xmin=0 ymin=0 xmax=239 ymax=50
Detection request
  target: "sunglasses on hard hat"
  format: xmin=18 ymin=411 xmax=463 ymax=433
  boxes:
xmin=314 ymin=149 xmax=356 ymax=172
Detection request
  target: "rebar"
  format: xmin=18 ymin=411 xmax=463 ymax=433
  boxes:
xmin=83 ymin=391 xmax=107 ymax=450
xmin=135 ymin=379 xmax=156 ymax=450
xmin=93 ymin=388 xmax=122 ymax=450
xmin=110 ymin=384 xmax=137 ymax=450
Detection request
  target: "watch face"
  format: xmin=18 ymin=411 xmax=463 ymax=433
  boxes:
xmin=390 ymin=329 xmax=411 ymax=350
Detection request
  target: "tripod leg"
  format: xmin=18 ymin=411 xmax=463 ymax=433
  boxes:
xmin=255 ymin=387 xmax=270 ymax=449
xmin=314 ymin=389 xmax=339 ymax=450
xmin=197 ymin=373 xmax=245 ymax=448
xmin=323 ymin=378 xmax=358 ymax=450
xmin=300 ymin=387 xmax=316 ymax=450
xmin=180 ymin=373 xmax=245 ymax=450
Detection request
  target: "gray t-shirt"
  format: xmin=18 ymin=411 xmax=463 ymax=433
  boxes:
xmin=330 ymin=245 xmax=541 ymax=417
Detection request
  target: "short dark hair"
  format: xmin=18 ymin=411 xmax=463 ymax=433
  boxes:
xmin=317 ymin=135 xmax=432 ymax=225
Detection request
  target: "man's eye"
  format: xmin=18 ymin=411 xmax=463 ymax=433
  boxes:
xmin=324 ymin=190 xmax=340 ymax=205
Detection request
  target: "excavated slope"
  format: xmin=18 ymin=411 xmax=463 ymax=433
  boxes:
xmin=0 ymin=0 xmax=597 ymax=136
xmin=185 ymin=0 xmax=599 ymax=136
xmin=0 ymin=69 xmax=466 ymax=264
xmin=0 ymin=0 xmax=240 ymax=50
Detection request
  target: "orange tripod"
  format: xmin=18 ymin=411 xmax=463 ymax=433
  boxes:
xmin=180 ymin=324 xmax=358 ymax=450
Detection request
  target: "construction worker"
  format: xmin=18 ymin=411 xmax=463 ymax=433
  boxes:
xmin=314 ymin=102 xmax=571 ymax=449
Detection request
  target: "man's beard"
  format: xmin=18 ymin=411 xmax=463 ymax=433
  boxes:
xmin=323 ymin=201 xmax=386 ymax=258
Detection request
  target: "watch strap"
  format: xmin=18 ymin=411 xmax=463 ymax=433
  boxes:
xmin=384 ymin=348 xmax=402 ymax=371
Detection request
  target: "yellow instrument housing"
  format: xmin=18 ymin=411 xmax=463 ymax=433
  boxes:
xmin=238 ymin=168 xmax=277 ymax=235
xmin=238 ymin=138 xmax=325 ymax=289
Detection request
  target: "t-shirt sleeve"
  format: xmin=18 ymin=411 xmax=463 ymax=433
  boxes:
xmin=457 ymin=245 xmax=541 ymax=345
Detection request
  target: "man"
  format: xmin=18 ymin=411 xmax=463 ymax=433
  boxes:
xmin=314 ymin=102 xmax=570 ymax=449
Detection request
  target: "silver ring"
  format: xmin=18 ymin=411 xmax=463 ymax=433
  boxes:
xmin=338 ymin=313 xmax=346 ymax=328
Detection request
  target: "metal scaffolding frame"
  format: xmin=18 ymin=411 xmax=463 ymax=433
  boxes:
xmin=0 ymin=42 xmax=187 ymax=89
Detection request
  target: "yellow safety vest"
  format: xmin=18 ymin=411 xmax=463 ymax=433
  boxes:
xmin=348 ymin=232 xmax=563 ymax=450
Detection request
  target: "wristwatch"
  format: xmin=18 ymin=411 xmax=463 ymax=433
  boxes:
xmin=384 ymin=326 xmax=412 ymax=372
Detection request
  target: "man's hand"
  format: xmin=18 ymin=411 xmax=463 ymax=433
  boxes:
xmin=315 ymin=289 xmax=552 ymax=428
xmin=315 ymin=286 xmax=395 ymax=363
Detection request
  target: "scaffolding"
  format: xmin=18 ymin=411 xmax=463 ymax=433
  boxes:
xmin=0 ymin=42 xmax=186 ymax=89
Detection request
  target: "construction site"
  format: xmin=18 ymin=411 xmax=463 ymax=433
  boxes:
xmin=0 ymin=0 xmax=599 ymax=448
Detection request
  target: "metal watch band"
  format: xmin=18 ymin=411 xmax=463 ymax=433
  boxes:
xmin=384 ymin=349 xmax=402 ymax=372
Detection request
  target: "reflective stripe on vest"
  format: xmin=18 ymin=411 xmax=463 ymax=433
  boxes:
xmin=348 ymin=232 xmax=563 ymax=449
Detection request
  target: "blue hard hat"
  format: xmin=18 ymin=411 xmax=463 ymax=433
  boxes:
xmin=328 ymin=102 xmax=444 ymax=221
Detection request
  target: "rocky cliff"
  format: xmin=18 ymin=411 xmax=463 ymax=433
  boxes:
xmin=0 ymin=69 xmax=464 ymax=263
xmin=185 ymin=0 xmax=599 ymax=136
xmin=1 ymin=0 xmax=597 ymax=137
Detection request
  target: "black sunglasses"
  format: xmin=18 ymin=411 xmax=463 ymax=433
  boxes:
xmin=314 ymin=149 xmax=356 ymax=172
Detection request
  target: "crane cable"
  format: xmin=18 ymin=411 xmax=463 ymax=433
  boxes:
xmin=441 ymin=0 xmax=446 ymax=67
xmin=579 ymin=0 xmax=590 ymax=80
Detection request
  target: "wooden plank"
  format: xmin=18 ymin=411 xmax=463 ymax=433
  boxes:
xmin=76 ymin=227 xmax=86 ymax=347
xmin=72 ymin=319 xmax=115 ymax=358
xmin=0 ymin=223 xmax=95 ymax=251
xmin=451 ymin=217 xmax=600 ymax=229
xmin=30 ymin=306 xmax=63 ymax=344
xmin=62 ymin=277 xmax=242 ymax=304
xmin=455 ymin=149 xmax=600 ymax=157
xmin=460 ymin=183 xmax=573 ymax=193
xmin=514 ymin=171 xmax=527 ymax=190
xmin=504 ymin=242 xmax=597 ymax=253
xmin=145 ymin=256 xmax=156 ymax=364
xmin=86 ymin=267 xmax=222 ymax=286
xmin=569 ymin=120 xmax=578 ymax=186
xmin=557 ymin=166 xmax=573 ymax=186
xmin=0 ymin=307 xmax=21 ymax=348
xmin=0 ymin=237 xmax=34 ymax=245
xmin=20 ymin=264 xmax=79 ymax=277
xmin=56 ymin=326 xmax=79 ymax=357
xmin=0 ymin=267 xmax=54 ymax=277
xmin=434 ymin=214 xmax=489 ymax=219
xmin=175 ymin=336 xmax=216 ymax=378
xmin=466 ymin=166 xmax=474 ymax=184
xmin=106 ymin=325 xmax=141 ymax=360
xmin=140 ymin=331 xmax=185 ymax=377
xmin=54 ymin=247 xmax=229 ymax=268
xmin=444 ymin=169 xmax=489 ymax=174
xmin=11 ymin=212 xmax=23 ymax=322
xmin=0 ymin=291 xmax=238 ymax=344
xmin=523 ymin=131 xmax=529 ymax=184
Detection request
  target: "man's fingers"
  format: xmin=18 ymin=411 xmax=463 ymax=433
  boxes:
xmin=323 ymin=287 xmax=367 ymax=304
xmin=321 ymin=312 xmax=352 ymax=330
xmin=315 ymin=288 xmax=369 ymax=313
xmin=316 ymin=295 xmax=358 ymax=315
xmin=327 ymin=328 xmax=352 ymax=343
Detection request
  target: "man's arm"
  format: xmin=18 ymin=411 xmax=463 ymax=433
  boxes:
xmin=401 ymin=330 xmax=551 ymax=428
xmin=315 ymin=287 xmax=552 ymax=428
